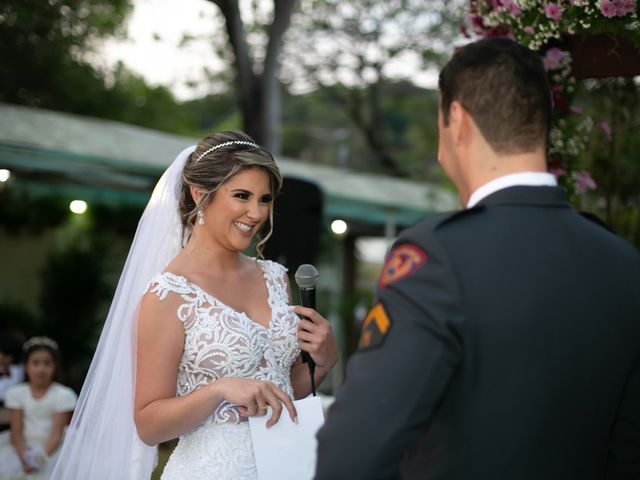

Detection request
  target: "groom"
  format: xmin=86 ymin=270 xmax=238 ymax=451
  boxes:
xmin=315 ymin=37 xmax=640 ymax=479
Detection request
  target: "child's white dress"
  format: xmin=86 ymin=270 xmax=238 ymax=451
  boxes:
xmin=0 ymin=382 xmax=77 ymax=480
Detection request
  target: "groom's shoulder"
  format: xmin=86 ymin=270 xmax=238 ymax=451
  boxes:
xmin=401 ymin=207 xmax=485 ymax=241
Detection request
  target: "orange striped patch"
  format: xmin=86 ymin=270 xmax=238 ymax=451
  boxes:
xmin=358 ymin=303 xmax=391 ymax=350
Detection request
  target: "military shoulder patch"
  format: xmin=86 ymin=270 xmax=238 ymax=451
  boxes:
xmin=358 ymin=302 xmax=391 ymax=351
xmin=378 ymin=244 xmax=426 ymax=288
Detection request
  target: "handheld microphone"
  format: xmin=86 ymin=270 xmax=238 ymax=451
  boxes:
xmin=294 ymin=264 xmax=319 ymax=395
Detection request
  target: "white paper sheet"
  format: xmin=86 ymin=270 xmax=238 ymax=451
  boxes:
xmin=248 ymin=396 xmax=324 ymax=480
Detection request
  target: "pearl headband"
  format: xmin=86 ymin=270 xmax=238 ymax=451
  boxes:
xmin=23 ymin=336 xmax=59 ymax=352
xmin=195 ymin=140 xmax=259 ymax=162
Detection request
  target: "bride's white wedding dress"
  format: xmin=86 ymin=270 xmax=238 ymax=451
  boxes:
xmin=147 ymin=259 xmax=300 ymax=480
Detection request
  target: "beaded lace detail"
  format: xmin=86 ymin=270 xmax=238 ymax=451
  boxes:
xmin=147 ymin=259 xmax=300 ymax=425
xmin=149 ymin=260 xmax=300 ymax=479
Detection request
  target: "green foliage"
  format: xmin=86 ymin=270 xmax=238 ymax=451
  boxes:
xmin=0 ymin=0 xmax=132 ymax=109
xmin=283 ymin=0 xmax=465 ymax=175
xmin=182 ymin=94 xmax=243 ymax=136
xmin=91 ymin=202 xmax=144 ymax=237
xmin=0 ymin=303 xmax=39 ymax=340
xmin=0 ymin=188 xmax=68 ymax=234
xmin=98 ymin=64 xmax=198 ymax=135
xmin=38 ymin=230 xmax=113 ymax=390
xmin=0 ymin=0 xmax=196 ymax=135
xmin=576 ymin=78 xmax=640 ymax=248
xmin=279 ymin=83 xmax=444 ymax=181
xmin=177 ymin=82 xmax=446 ymax=183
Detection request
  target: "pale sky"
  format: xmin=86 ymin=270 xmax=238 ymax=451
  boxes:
xmin=98 ymin=0 xmax=224 ymax=100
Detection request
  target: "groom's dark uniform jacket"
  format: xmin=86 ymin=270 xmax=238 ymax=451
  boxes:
xmin=316 ymin=186 xmax=640 ymax=479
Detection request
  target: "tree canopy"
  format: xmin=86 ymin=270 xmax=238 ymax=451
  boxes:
xmin=0 ymin=0 xmax=196 ymax=134
xmin=284 ymin=0 xmax=465 ymax=176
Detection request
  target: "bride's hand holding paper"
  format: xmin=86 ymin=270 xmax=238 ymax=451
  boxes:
xmin=211 ymin=377 xmax=298 ymax=428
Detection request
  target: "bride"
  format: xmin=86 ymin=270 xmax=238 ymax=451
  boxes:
xmin=51 ymin=131 xmax=338 ymax=479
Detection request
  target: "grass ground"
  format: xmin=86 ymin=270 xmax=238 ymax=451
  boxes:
xmin=151 ymin=441 xmax=177 ymax=480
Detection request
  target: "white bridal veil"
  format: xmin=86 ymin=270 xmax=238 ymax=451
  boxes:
xmin=51 ymin=145 xmax=196 ymax=479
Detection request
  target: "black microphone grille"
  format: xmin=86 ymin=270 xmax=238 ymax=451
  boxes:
xmin=294 ymin=264 xmax=319 ymax=289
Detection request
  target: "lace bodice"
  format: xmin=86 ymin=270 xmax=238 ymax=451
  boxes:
xmin=147 ymin=259 xmax=300 ymax=425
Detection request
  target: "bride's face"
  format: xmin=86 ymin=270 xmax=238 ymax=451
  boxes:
xmin=200 ymin=166 xmax=272 ymax=252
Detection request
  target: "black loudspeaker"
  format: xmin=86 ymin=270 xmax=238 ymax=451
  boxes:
xmin=264 ymin=177 xmax=324 ymax=270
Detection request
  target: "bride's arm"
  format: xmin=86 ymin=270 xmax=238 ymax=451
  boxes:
xmin=290 ymin=355 xmax=335 ymax=399
xmin=134 ymin=291 xmax=221 ymax=445
xmin=134 ymin=292 xmax=297 ymax=445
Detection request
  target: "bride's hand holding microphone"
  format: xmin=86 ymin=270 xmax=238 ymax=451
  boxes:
xmin=292 ymin=264 xmax=338 ymax=373
xmin=292 ymin=305 xmax=338 ymax=371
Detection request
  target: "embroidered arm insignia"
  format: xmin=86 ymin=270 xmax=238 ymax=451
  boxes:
xmin=379 ymin=244 xmax=426 ymax=288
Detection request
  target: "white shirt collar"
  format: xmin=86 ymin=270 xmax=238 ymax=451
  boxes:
xmin=466 ymin=172 xmax=557 ymax=208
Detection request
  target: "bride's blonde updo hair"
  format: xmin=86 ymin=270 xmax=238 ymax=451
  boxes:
xmin=179 ymin=131 xmax=283 ymax=258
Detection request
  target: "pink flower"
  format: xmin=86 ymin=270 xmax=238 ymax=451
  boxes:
xmin=600 ymin=0 xmax=617 ymax=16
xmin=574 ymin=170 xmax=597 ymax=194
xmin=543 ymin=2 xmax=564 ymax=21
xmin=599 ymin=121 xmax=612 ymax=141
xmin=617 ymin=0 xmax=636 ymax=15
xmin=542 ymin=47 xmax=569 ymax=70
xmin=570 ymin=105 xmax=583 ymax=114
xmin=524 ymin=26 xmax=535 ymax=34
xmin=501 ymin=0 xmax=522 ymax=15
xmin=549 ymin=166 xmax=567 ymax=178
xmin=470 ymin=15 xmax=485 ymax=33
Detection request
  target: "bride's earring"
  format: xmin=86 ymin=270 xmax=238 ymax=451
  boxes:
xmin=197 ymin=210 xmax=205 ymax=225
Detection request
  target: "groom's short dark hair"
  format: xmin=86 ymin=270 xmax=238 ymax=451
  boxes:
xmin=438 ymin=37 xmax=552 ymax=155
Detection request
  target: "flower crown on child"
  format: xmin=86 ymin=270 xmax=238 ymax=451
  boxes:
xmin=23 ymin=336 xmax=59 ymax=352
